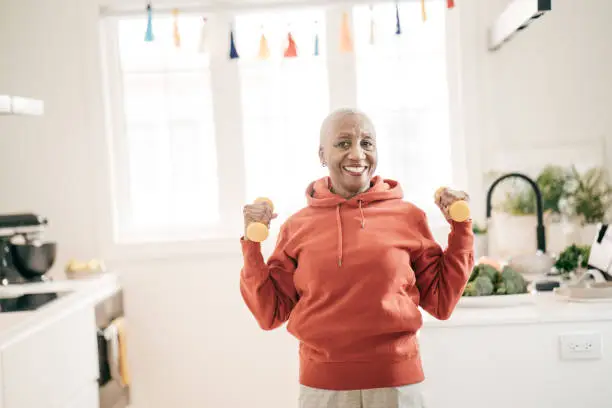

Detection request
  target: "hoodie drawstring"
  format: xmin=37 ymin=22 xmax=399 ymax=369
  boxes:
xmin=335 ymin=201 xmax=367 ymax=267
xmin=336 ymin=205 xmax=343 ymax=266
xmin=359 ymin=200 xmax=365 ymax=229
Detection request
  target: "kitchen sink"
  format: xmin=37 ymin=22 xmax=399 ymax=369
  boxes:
xmin=554 ymin=282 xmax=612 ymax=301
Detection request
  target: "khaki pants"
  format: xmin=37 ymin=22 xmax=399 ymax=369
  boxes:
xmin=299 ymin=382 xmax=427 ymax=408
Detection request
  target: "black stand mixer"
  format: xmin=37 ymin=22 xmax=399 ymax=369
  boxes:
xmin=0 ymin=213 xmax=57 ymax=285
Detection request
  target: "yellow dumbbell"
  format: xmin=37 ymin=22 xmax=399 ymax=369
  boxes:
xmin=435 ymin=187 xmax=471 ymax=222
xmin=246 ymin=197 xmax=274 ymax=242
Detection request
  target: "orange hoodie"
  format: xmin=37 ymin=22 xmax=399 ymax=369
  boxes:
xmin=240 ymin=176 xmax=474 ymax=391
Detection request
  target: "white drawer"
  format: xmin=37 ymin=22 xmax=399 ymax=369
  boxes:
xmin=2 ymin=306 xmax=99 ymax=408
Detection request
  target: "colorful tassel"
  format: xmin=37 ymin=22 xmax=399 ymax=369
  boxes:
xmin=284 ymin=32 xmax=298 ymax=57
xmin=339 ymin=12 xmax=353 ymax=53
xmin=369 ymin=5 xmax=375 ymax=45
xmin=421 ymin=0 xmax=427 ymax=21
xmin=229 ymin=28 xmax=239 ymax=59
xmin=314 ymin=20 xmax=320 ymax=56
xmin=172 ymin=9 xmax=181 ymax=47
xmin=198 ymin=17 xmax=208 ymax=53
xmin=395 ymin=2 xmax=401 ymax=35
xmin=447 ymin=0 xmax=455 ymax=8
xmin=144 ymin=2 xmax=154 ymax=42
xmin=258 ymin=32 xmax=270 ymax=59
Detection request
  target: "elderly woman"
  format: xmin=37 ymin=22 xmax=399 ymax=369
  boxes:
xmin=240 ymin=108 xmax=474 ymax=408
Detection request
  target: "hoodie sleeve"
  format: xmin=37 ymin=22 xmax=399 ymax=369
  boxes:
xmin=411 ymin=211 xmax=474 ymax=320
xmin=240 ymin=223 xmax=299 ymax=330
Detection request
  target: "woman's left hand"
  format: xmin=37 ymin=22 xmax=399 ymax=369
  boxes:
xmin=434 ymin=187 xmax=470 ymax=222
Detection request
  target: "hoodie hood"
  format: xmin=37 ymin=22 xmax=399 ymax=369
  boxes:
xmin=305 ymin=176 xmax=404 ymax=266
xmin=306 ymin=176 xmax=404 ymax=207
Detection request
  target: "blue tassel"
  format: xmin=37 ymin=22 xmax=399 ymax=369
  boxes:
xmin=229 ymin=29 xmax=239 ymax=59
xmin=314 ymin=33 xmax=319 ymax=56
xmin=395 ymin=2 xmax=401 ymax=35
xmin=144 ymin=3 xmax=154 ymax=42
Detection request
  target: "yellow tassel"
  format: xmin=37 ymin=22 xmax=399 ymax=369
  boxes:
xmin=421 ymin=0 xmax=427 ymax=22
xmin=172 ymin=8 xmax=181 ymax=47
xmin=339 ymin=12 xmax=353 ymax=53
xmin=258 ymin=33 xmax=270 ymax=59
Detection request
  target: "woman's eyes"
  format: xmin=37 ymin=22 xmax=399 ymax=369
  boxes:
xmin=336 ymin=140 xmax=374 ymax=149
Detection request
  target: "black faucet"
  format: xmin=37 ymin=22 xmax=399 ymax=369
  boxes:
xmin=485 ymin=172 xmax=546 ymax=253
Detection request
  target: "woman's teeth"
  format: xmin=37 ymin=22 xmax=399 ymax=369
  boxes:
xmin=343 ymin=166 xmax=366 ymax=175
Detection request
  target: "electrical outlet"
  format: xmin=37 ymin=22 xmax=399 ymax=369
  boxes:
xmin=559 ymin=332 xmax=603 ymax=360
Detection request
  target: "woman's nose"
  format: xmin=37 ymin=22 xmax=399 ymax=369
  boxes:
xmin=348 ymin=145 xmax=365 ymax=159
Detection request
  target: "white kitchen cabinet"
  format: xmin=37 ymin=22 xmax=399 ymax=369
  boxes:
xmin=1 ymin=306 xmax=99 ymax=408
xmin=64 ymin=383 xmax=100 ymax=408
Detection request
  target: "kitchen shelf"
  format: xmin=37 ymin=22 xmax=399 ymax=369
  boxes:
xmin=0 ymin=95 xmax=44 ymax=116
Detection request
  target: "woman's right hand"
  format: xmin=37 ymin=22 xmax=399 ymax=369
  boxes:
xmin=243 ymin=201 xmax=277 ymax=240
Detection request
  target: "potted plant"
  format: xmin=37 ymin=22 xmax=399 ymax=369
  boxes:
xmin=559 ymin=166 xmax=612 ymax=244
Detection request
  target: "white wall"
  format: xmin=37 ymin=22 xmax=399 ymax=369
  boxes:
xmin=1 ymin=0 xmax=612 ymax=407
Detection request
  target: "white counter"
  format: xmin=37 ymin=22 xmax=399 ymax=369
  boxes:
xmin=418 ymin=292 xmax=612 ymax=408
xmin=0 ymin=273 xmax=120 ymax=349
xmin=422 ymin=292 xmax=612 ymax=328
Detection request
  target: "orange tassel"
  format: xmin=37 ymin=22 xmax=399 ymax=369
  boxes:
xmin=447 ymin=0 xmax=455 ymax=8
xmin=283 ymin=33 xmax=298 ymax=57
xmin=172 ymin=9 xmax=181 ymax=47
xmin=339 ymin=12 xmax=353 ymax=53
xmin=284 ymin=32 xmax=298 ymax=57
xmin=421 ymin=0 xmax=427 ymax=21
xmin=258 ymin=33 xmax=271 ymax=59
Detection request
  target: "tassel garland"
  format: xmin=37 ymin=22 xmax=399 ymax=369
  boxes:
xmin=139 ymin=3 xmax=458 ymax=57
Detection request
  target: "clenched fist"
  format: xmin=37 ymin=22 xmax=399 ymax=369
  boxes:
xmin=434 ymin=187 xmax=470 ymax=222
xmin=243 ymin=201 xmax=277 ymax=240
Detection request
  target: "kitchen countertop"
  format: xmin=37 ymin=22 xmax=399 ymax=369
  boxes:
xmin=421 ymin=292 xmax=612 ymax=328
xmin=0 ymin=273 xmax=120 ymax=349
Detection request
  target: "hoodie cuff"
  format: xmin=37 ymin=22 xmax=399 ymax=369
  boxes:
xmin=448 ymin=220 xmax=474 ymax=252
xmin=240 ymin=237 xmax=267 ymax=277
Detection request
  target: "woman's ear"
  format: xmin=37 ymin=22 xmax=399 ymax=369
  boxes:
xmin=318 ymin=146 xmax=325 ymax=166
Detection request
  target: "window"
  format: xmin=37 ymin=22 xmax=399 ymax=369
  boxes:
xmin=353 ymin=2 xmax=452 ymax=228
xmin=102 ymin=2 xmax=459 ymax=248
xmin=235 ymin=10 xmax=329 ymax=224
xmin=108 ymin=15 xmax=218 ymax=242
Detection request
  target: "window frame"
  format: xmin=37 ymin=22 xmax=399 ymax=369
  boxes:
xmin=99 ymin=3 xmax=465 ymax=260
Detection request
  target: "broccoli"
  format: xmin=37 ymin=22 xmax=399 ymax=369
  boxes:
xmin=463 ymin=275 xmax=495 ymax=296
xmin=468 ymin=264 xmax=500 ymax=284
xmin=495 ymin=266 xmax=528 ymax=295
